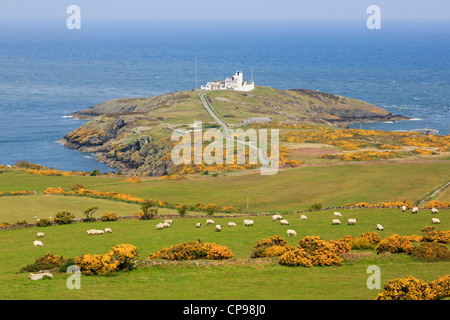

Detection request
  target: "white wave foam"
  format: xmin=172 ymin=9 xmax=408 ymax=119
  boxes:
xmin=409 ymin=118 xmax=422 ymax=121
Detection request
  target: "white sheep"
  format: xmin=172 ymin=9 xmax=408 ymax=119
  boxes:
xmin=104 ymin=228 xmax=112 ymax=233
xmin=243 ymin=219 xmax=254 ymax=226
xmin=36 ymin=232 xmax=45 ymax=238
xmin=333 ymin=212 xmax=342 ymax=217
xmin=412 ymin=207 xmax=419 ymax=214
xmin=227 ymin=222 xmax=237 ymax=227
xmin=332 ymin=219 xmax=341 ymax=225
xmin=300 ymin=215 xmax=307 ymax=220
xmin=155 ymin=223 xmax=165 ymax=230
xmin=206 ymin=219 xmax=215 ymax=225
xmin=272 ymin=214 xmax=283 ymax=221
xmin=96 ymin=230 xmax=105 ymax=235
xmin=347 ymin=218 xmax=358 ymax=225
xmin=431 ymin=208 xmax=439 ymax=214
xmin=280 ymin=219 xmax=289 ymax=225
xmin=401 ymin=205 xmax=407 ymax=212
xmin=164 ymin=219 xmax=173 ymax=225
xmin=286 ymin=229 xmax=297 ymax=237
xmin=196 ymin=222 xmax=202 ymax=228
xmin=33 ymin=240 xmax=43 ymax=247
xmin=376 ymin=224 xmax=384 ymax=231
xmin=163 ymin=222 xmax=171 ymax=228
xmin=86 ymin=229 xmax=97 ymax=235
xmin=215 ymin=225 xmax=222 ymax=232
xmin=432 ymin=218 xmax=441 ymax=224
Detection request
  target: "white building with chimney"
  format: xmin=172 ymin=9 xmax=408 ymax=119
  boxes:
xmin=201 ymin=71 xmax=254 ymax=92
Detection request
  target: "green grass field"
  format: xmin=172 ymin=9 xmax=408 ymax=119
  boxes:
xmin=95 ymin=162 xmax=450 ymax=212
xmin=0 ymin=163 xmax=449 ymax=300
xmin=0 ymin=208 xmax=448 ymax=299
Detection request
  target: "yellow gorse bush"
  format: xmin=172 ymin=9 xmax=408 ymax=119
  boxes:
xmin=250 ymin=235 xmax=293 ymax=258
xmin=76 ymin=244 xmax=139 ymax=275
xmin=424 ymin=200 xmax=450 ymax=209
xmin=148 ymin=241 xmax=233 ymax=261
xmin=375 ymin=234 xmax=414 ymax=254
xmin=101 ymin=212 xmax=118 ymax=222
xmin=22 ymin=169 xmax=72 ymax=176
xmin=421 ymin=226 xmax=450 ymax=244
xmin=107 ymin=244 xmax=139 ymax=270
xmin=76 ymin=254 xmax=118 ymax=276
xmin=43 ymin=187 xmax=239 ymax=213
xmin=375 ymin=274 xmax=450 ymax=300
xmin=261 ymin=245 xmax=292 ymax=258
xmin=344 ymin=199 xmax=412 ymax=209
xmin=375 ymin=275 xmax=438 ymax=300
xmin=319 ymin=150 xmax=402 ymax=161
xmin=122 ymin=177 xmax=143 ymax=183
xmin=278 ymin=236 xmax=350 ymax=267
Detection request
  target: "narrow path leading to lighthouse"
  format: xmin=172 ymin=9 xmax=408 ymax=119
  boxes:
xmin=198 ymin=91 xmax=275 ymax=175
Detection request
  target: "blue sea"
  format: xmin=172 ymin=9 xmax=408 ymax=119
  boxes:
xmin=0 ymin=19 xmax=449 ymax=172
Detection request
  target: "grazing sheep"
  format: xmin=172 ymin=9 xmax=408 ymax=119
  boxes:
xmin=243 ymin=219 xmax=254 ymax=226
xmin=332 ymin=219 xmax=341 ymax=225
xmin=347 ymin=218 xmax=358 ymax=225
xmin=86 ymin=229 xmax=97 ymax=235
xmin=286 ymin=229 xmax=297 ymax=237
xmin=215 ymin=225 xmax=222 ymax=232
xmin=432 ymin=218 xmax=441 ymax=224
xmin=196 ymin=222 xmax=202 ymax=228
xmin=272 ymin=214 xmax=283 ymax=221
xmin=333 ymin=212 xmax=342 ymax=217
xmin=431 ymin=208 xmax=439 ymax=214
xmin=227 ymin=222 xmax=237 ymax=227
xmin=163 ymin=222 xmax=171 ymax=228
xmin=96 ymin=230 xmax=105 ymax=235
xmin=33 ymin=240 xmax=43 ymax=247
xmin=376 ymin=224 xmax=384 ymax=231
xmin=104 ymin=228 xmax=112 ymax=233
xmin=155 ymin=223 xmax=165 ymax=230
xmin=300 ymin=215 xmax=307 ymax=220
xmin=401 ymin=205 xmax=407 ymax=212
xmin=412 ymin=207 xmax=419 ymax=214
xmin=206 ymin=219 xmax=215 ymax=225
xmin=280 ymin=219 xmax=289 ymax=225
xmin=36 ymin=232 xmax=45 ymax=238
xmin=164 ymin=219 xmax=173 ymax=225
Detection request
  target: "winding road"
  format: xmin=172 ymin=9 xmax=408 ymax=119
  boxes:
xmin=198 ymin=91 xmax=276 ymax=175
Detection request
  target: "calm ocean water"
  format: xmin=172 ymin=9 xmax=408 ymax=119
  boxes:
xmin=0 ymin=19 xmax=449 ymax=172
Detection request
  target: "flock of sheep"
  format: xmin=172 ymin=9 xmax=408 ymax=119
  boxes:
xmin=32 ymin=227 xmax=113 ymax=247
xmin=151 ymin=205 xmax=443 ymax=238
xmin=32 ymin=206 xmax=443 ymax=247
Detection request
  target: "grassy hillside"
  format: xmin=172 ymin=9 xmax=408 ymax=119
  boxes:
xmin=1 ymin=162 xmax=449 ymax=214
xmin=60 ymin=86 xmax=408 ymax=176
xmin=0 ymin=208 xmax=448 ymax=299
xmin=92 ymin=162 xmax=450 ymax=212
xmin=0 ymin=195 xmax=143 ymax=223
xmin=207 ymin=86 xmax=392 ymax=124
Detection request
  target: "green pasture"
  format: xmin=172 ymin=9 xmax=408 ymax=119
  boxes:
xmin=0 ymin=208 xmax=448 ymax=299
xmin=94 ymin=162 xmax=450 ymax=212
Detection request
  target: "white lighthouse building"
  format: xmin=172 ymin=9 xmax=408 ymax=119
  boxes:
xmin=201 ymin=71 xmax=254 ymax=92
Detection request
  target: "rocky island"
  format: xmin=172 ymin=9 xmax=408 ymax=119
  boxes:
xmin=60 ymin=86 xmax=409 ymax=176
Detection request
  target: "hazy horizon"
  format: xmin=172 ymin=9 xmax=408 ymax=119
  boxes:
xmin=1 ymin=0 xmax=450 ymax=21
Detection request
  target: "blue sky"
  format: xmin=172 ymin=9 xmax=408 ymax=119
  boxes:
xmin=1 ymin=0 xmax=449 ymax=20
